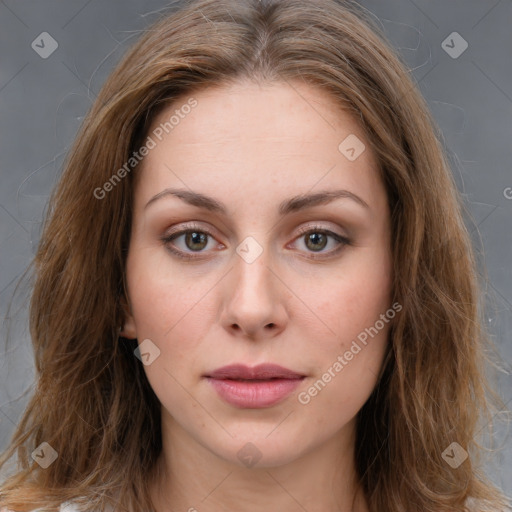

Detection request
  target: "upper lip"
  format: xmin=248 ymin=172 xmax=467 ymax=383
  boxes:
xmin=205 ymin=363 xmax=305 ymax=380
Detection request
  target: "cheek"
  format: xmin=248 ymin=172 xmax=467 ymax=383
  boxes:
xmin=301 ymin=256 xmax=392 ymax=409
xmin=314 ymin=265 xmax=392 ymax=348
xmin=299 ymin=319 xmax=389 ymax=428
xmin=125 ymin=251 xmax=217 ymax=360
xmin=125 ymin=257 xmax=216 ymax=412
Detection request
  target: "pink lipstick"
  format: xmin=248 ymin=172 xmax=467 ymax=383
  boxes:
xmin=205 ymin=363 xmax=305 ymax=408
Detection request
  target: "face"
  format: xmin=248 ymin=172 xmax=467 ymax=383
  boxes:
xmin=121 ymin=79 xmax=393 ymax=469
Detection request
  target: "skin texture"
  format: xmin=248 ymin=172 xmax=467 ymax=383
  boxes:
xmin=120 ymin=79 xmax=393 ymax=512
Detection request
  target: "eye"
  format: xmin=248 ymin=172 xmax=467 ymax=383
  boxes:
xmin=160 ymin=223 xmax=222 ymax=260
xmin=291 ymin=225 xmax=350 ymax=259
xmin=160 ymin=223 xmax=350 ymax=261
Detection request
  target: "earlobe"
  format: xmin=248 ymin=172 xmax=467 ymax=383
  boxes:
xmin=120 ymin=316 xmax=137 ymax=339
xmin=119 ymin=295 xmax=137 ymax=339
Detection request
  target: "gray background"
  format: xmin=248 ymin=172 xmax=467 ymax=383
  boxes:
xmin=0 ymin=0 xmax=511 ymax=497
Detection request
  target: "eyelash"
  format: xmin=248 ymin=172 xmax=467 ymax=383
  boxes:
xmin=160 ymin=222 xmax=351 ymax=261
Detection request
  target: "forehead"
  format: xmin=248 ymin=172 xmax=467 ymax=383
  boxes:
xmin=150 ymin=80 xmax=362 ymax=145
xmin=134 ymin=80 xmax=384 ymax=213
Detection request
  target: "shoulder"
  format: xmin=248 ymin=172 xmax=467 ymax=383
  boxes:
xmin=60 ymin=501 xmax=82 ymax=512
xmin=0 ymin=501 xmax=86 ymax=512
xmin=60 ymin=500 xmax=115 ymax=512
xmin=465 ymin=497 xmax=512 ymax=512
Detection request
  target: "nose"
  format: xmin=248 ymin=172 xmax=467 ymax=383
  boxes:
xmin=220 ymin=243 xmax=288 ymax=340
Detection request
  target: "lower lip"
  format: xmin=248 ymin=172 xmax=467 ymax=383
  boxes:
xmin=206 ymin=377 xmax=304 ymax=408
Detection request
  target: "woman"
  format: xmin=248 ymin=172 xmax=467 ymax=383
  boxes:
xmin=0 ymin=0 xmax=509 ymax=510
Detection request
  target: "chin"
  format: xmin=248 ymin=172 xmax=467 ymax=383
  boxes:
xmin=205 ymin=429 xmax=312 ymax=469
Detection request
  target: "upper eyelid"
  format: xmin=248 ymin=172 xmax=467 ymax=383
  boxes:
xmin=162 ymin=224 xmax=348 ymax=254
xmin=162 ymin=229 xmax=348 ymax=265
xmin=163 ymin=221 xmax=346 ymax=240
xmin=164 ymin=222 xmax=218 ymax=239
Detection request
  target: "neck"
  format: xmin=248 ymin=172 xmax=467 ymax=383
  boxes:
xmin=149 ymin=412 xmax=369 ymax=512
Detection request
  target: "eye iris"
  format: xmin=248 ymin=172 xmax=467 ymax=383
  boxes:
xmin=305 ymin=232 xmax=327 ymax=252
xmin=185 ymin=231 xmax=208 ymax=251
xmin=179 ymin=230 xmax=332 ymax=254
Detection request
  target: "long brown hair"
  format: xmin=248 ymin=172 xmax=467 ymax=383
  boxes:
xmin=0 ymin=0 xmax=510 ymax=510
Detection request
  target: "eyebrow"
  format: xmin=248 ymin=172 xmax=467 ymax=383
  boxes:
xmin=144 ymin=187 xmax=370 ymax=214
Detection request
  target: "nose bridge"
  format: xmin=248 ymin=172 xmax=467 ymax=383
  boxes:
xmin=232 ymin=236 xmax=274 ymax=305
xmin=222 ymin=234 xmax=285 ymax=337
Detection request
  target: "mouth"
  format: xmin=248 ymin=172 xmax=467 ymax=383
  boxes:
xmin=205 ymin=363 xmax=305 ymax=380
xmin=217 ymin=377 xmax=298 ymax=382
xmin=204 ymin=363 xmax=306 ymax=408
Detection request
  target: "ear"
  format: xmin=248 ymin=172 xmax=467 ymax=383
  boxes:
xmin=119 ymin=294 xmax=137 ymax=339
